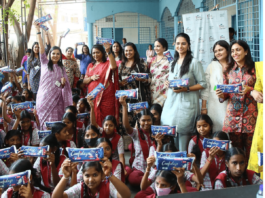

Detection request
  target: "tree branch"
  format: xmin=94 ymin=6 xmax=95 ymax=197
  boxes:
xmin=26 ymin=0 xmax=37 ymax=41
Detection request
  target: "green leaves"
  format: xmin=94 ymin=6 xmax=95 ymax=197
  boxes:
xmin=0 ymin=5 xmax=21 ymax=33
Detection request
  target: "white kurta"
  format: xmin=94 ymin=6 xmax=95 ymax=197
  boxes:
xmin=200 ymin=61 xmax=228 ymax=132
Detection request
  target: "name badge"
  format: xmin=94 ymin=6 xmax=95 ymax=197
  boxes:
xmin=55 ymin=81 xmax=61 ymax=87
xmin=35 ymin=66 xmax=40 ymax=70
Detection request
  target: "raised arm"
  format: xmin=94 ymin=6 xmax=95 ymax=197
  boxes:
xmin=0 ymin=96 xmax=11 ymax=123
xmin=140 ymin=156 xmax=155 ymax=190
xmin=200 ymin=148 xmax=219 ymax=178
xmin=33 ymin=22 xmax=45 ymax=55
xmin=11 ymin=72 xmax=22 ymax=93
xmin=74 ymin=44 xmax=83 ymax=60
xmin=119 ymin=96 xmax=133 ymax=134
xmin=103 ymin=42 xmax=117 ymax=71
xmin=86 ymin=96 xmax=98 ymax=128
xmin=58 ymin=35 xmax=63 ymax=48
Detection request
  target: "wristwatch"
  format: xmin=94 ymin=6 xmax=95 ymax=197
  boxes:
xmin=186 ymin=86 xmax=190 ymax=92
xmin=107 ymin=51 xmax=111 ymax=55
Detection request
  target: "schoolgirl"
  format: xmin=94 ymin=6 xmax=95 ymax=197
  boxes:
xmin=76 ymin=79 xmax=87 ymax=98
xmin=77 ymin=98 xmax=90 ymax=127
xmin=62 ymin=112 xmax=80 ymax=147
xmin=150 ymin=103 xmax=162 ymax=126
xmin=22 ymin=88 xmax=34 ymax=101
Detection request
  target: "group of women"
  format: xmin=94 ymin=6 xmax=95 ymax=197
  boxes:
xmin=0 ymin=21 xmax=262 ymax=197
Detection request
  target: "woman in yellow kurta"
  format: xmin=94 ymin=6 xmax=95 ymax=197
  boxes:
xmin=248 ymin=61 xmax=263 ymax=179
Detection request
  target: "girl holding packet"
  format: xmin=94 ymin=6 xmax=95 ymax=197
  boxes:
xmin=52 ymin=160 xmax=131 ymax=198
xmin=65 ymin=105 xmax=86 ymax=135
xmin=81 ymin=125 xmax=100 ymax=148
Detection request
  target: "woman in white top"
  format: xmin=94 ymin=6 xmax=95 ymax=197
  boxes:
xmin=201 ymin=40 xmax=229 ymax=132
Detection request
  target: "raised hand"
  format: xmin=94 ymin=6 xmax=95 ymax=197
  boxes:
xmin=146 ymin=156 xmax=156 ymax=169
xmin=103 ymin=42 xmax=111 ymax=53
xmin=61 ymin=159 xmax=72 ymax=178
xmin=86 ymin=96 xmax=94 ymax=108
xmin=100 ymin=157 xmax=112 ymax=177
xmin=119 ymin=96 xmax=127 ymax=106
xmin=19 ymin=182 xmax=33 ymax=198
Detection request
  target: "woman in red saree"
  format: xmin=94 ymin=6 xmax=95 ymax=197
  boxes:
xmin=83 ymin=43 xmax=119 ymax=126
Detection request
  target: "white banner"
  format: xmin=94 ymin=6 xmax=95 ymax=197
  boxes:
xmin=182 ymin=10 xmax=230 ymax=70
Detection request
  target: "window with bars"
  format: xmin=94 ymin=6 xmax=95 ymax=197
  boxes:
xmin=161 ymin=7 xmax=174 ymax=49
xmin=216 ymin=0 xmax=236 ymax=7
xmin=203 ymin=0 xmax=215 ymax=11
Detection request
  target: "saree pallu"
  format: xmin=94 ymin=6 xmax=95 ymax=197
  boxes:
xmin=86 ymin=61 xmax=119 ymax=126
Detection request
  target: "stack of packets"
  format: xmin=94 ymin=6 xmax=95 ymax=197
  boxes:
xmin=0 ymin=170 xmax=31 ymax=188
xmin=258 ymin=152 xmax=263 ymax=166
xmin=21 ymin=145 xmax=50 ymax=158
xmin=128 ymin=101 xmax=148 ymax=112
xmin=45 ymin=121 xmax=62 ymax=128
xmin=0 ymin=145 xmax=17 ymax=159
xmin=202 ymin=138 xmax=231 ymax=151
xmin=155 ymin=151 xmax=195 ymax=171
xmin=115 ymin=89 xmax=138 ymax=99
xmin=151 ymin=125 xmax=177 ymax=136
xmin=38 ymin=130 xmax=52 ymax=139
xmin=124 ymin=73 xmax=149 ymax=83
xmin=214 ymin=83 xmax=242 ymax=93
xmin=77 ymin=42 xmax=85 ymax=46
xmin=67 ymin=147 xmax=104 ymax=162
xmin=11 ymin=101 xmax=35 ymax=112
xmin=62 ymin=28 xmax=70 ymax=38
xmin=35 ymin=14 xmax=52 ymax=25
xmin=77 ymin=113 xmax=90 ymax=120
xmin=96 ymin=37 xmax=114 ymax=45
xmin=163 ymin=50 xmax=174 ymax=62
xmin=40 ymin=24 xmax=49 ymax=31
xmin=169 ymin=79 xmax=189 ymax=88
xmin=86 ymin=83 xmax=105 ymax=99
xmin=1 ymin=82 xmax=13 ymax=93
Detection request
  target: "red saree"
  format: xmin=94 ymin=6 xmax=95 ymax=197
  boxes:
xmin=86 ymin=60 xmax=119 ymax=126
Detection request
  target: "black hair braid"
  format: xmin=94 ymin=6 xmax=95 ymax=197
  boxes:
xmin=82 ymin=181 xmax=89 ymax=198
xmin=31 ymin=168 xmax=52 ymax=194
xmin=11 ymin=191 xmax=19 ymax=198
xmin=225 ymin=165 xmax=232 ymax=188
xmin=243 ymin=169 xmax=250 ymax=185
xmin=136 ymin=118 xmax=145 ymax=141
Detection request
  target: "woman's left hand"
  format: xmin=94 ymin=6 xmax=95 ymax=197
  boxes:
xmin=173 ymin=86 xmax=187 ymax=93
xmin=45 ymin=151 xmax=55 ymax=166
xmin=172 ymin=167 xmax=185 ymax=184
xmin=61 ymin=77 xmax=66 ymax=88
xmin=19 ymin=183 xmax=33 ymax=198
xmin=103 ymin=42 xmax=111 ymax=53
xmin=100 ymin=157 xmax=112 ymax=177
xmin=239 ymin=85 xmax=252 ymax=95
xmin=135 ymin=77 xmax=148 ymax=83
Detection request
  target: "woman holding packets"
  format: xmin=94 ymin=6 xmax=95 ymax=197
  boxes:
xmin=33 ymin=22 xmax=73 ymax=130
xmin=216 ymin=40 xmax=257 ymax=160
xmin=83 ymin=44 xmax=119 ymax=127
xmin=161 ymin=33 xmax=206 ymax=151
xmin=149 ymin=38 xmax=170 ymax=106
xmin=118 ymin=42 xmax=150 ymax=133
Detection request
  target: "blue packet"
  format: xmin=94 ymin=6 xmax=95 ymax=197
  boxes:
xmin=115 ymin=89 xmax=138 ymax=99
xmin=96 ymin=37 xmax=114 ymax=45
xmin=125 ymin=75 xmax=135 ymax=83
xmin=128 ymin=101 xmax=148 ymax=112
xmin=155 ymin=156 xmax=194 ymax=171
xmin=77 ymin=42 xmax=85 ymax=45
xmin=11 ymin=101 xmax=35 ymax=112
xmin=40 ymin=24 xmax=49 ymax=31
xmin=151 ymin=125 xmax=177 ymax=136
xmin=0 ymin=170 xmax=31 ymax=188
xmin=45 ymin=121 xmax=62 ymax=128
xmin=62 ymin=28 xmax=70 ymax=38
xmin=77 ymin=113 xmax=90 ymax=120
xmin=258 ymin=152 xmax=263 ymax=166
xmin=66 ymin=147 xmax=104 ymax=162
xmin=0 ymin=146 xmax=17 ymax=159
xmin=0 ymin=68 xmax=13 ymax=73
xmin=0 ymin=117 xmax=3 ymax=124
xmin=216 ymin=83 xmax=242 ymax=93
xmin=131 ymin=73 xmax=149 ymax=80
xmin=163 ymin=50 xmax=174 ymax=62
xmin=38 ymin=130 xmax=52 ymax=139
xmin=21 ymin=145 xmax=50 ymax=158
xmin=35 ymin=14 xmax=52 ymax=25
xmin=155 ymin=151 xmax=187 ymax=158
xmin=202 ymin=138 xmax=231 ymax=151
xmin=169 ymin=79 xmax=189 ymax=88
xmin=16 ymin=67 xmax=23 ymax=73
xmin=86 ymin=83 xmax=105 ymax=99
xmin=1 ymin=82 xmax=13 ymax=93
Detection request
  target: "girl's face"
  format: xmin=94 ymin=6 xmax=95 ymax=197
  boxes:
xmin=231 ymin=43 xmax=247 ymax=63
xmin=63 ymin=118 xmax=74 ymax=130
xmin=83 ymin=167 xmax=103 ymax=191
xmin=84 ymin=129 xmax=99 ymax=140
xmin=51 ymin=49 xmax=61 ymax=63
xmin=150 ymin=109 xmax=160 ymax=124
xmin=124 ymin=46 xmax=135 ymax=60
xmin=214 ymin=44 xmax=228 ymax=62
xmin=175 ymin=36 xmax=189 ymax=55
xmin=65 ymin=109 xmax=77 ymax=117
xmin=22 ymin=90 xmax=29 ymax=99
xmin=213 ymin=137 xmax=225 ymax=157
xmin=149 ymin=45 xmax=152 ymax=50
xmin=139 ymin=115 xmax=152 ymax=131
xmin=55 ymin=127 xmax=70 ymax=142
xmin=92 ymin=48 xmax=103 ymax=62
xmin=83 ymin=46 xmax=89 ymax=54
xmin=7 ymin=106 xmax=13 ymax=115
xmin=77 ymin=100 xmax=85 ymax=113
xmin=66 ymin=49 xmax=73 ymax=57
xmin=103 ymin=120 xmax=115 ymax=135
xmin=112 ymin=43 xmax=120 ymax=53
xmin=226 ymin=154 xmax=247 ymax=178
xmin=196 ymin=120 xmax=211 ymax=137
xmin=33 ymin=44 xmax=39 ymax=54
xmin=154 ymin=41 xmax=165 ymax=55
xmin=155 ymin=176 xmax=174 ymax=189
xmin=20 ymin=118 xmax=31 ymax=131
xmin=5 ymin=135 xmax=21 ymax=149
xmin=97 ymin=142 xmax=112 ymax=159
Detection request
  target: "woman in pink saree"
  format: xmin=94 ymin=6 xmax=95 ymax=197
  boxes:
xmin=34 ymin=22 xmax=72 ymax=130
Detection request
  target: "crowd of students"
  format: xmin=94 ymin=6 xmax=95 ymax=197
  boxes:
xmin=0 ymin=21 xmax=262 ymax=198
